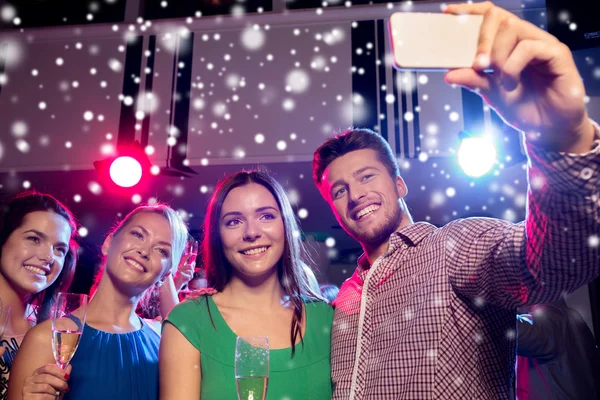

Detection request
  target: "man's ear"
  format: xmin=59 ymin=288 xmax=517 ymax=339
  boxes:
xmin=101 ymin=235 xmax=113 ymax=257
xmin=396 ymin=176 xmax=408 ymax=198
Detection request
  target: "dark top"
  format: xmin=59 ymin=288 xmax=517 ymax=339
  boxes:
xmin=516 ymin=300 xmax=600 ymax=399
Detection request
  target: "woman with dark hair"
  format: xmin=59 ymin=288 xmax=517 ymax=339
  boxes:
xmin=0 ymin=191 xmax=79 ymax=400
xmin=160 ymin=170 xmax=333 ymax=399
xmin=8 ymin=203 xmax=188 ymax=400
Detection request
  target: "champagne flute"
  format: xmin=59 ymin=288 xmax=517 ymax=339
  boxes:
xmin=176 ymin=239 xmax=199 ymax=293
xmin=52 ymin=293 xmax=87 ymax=369
xmin=187 ymin=239 xmax=199 ymax=270
xmin=235 ymin=336 xmax=269 ymax=400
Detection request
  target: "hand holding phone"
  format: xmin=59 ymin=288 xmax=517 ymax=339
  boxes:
xmin=442 ymin=2 xmax=594 ymax=153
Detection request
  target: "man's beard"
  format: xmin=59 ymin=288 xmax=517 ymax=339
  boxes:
xmin=345 ymin=205 xmax=403 ymax=248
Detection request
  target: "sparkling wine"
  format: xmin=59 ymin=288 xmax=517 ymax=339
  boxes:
xmin=236 ymin=376 xmax=268 ymax=400
xmin=52 ymin=330 xmax=82 ymax=366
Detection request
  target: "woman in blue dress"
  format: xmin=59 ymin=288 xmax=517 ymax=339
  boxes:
xmin=7 ymin=203 xmax=189 ymax=400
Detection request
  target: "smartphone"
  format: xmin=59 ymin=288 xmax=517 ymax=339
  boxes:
xmin=388 ymin=12 xmax=483 ymax=71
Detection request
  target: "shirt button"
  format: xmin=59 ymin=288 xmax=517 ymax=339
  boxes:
xmin=402 ymin=244 xmax=408 ymax=249
xmin=579 ymin=167 xmax=593 ymax=180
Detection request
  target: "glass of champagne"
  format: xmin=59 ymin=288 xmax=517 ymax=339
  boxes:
xmin=52 ymin=293 xmax=87 ymax=369
xmin=187 ymin=239 xmax=199 ymax=269
xmin=235 ymin=336 xmax=269 ymax=400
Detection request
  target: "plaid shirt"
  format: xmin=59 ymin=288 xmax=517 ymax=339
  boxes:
xmin=331 ymin=135 xmax=600 ymax=399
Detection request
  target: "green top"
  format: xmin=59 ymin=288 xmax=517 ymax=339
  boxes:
xmin=166 ymin=295 xmax=334 ymax=400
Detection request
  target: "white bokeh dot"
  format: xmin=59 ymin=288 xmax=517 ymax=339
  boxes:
xmin=16 ymin=140 xmax=30 ymax=153
xmin=241 ymin=27 xmax=266 ymax=51
xmin=1 ymin=5 xmax=17 ymax=22
xmin=12 ymin=121 xmax=28 ymax=137
xmin=297 ymin=208 xmax=308 ymax=219
xmin=88 ymin=181 xmax=102 ymax=195
xmin=282 ymin=98 xmax=295 ymax=111
xmin=285 ymin=69 xmax=310 ymax=93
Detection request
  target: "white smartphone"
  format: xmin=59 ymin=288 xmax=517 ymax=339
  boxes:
xmin=388 ymin=12 xmax=483 ymax=71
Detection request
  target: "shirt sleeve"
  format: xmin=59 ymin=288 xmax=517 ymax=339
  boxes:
xmin=447 ymin=127 xmax=600 ymax=309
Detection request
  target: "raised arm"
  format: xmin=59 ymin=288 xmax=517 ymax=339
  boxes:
xmin=446 ymin=198 xmax=598 ymax=309
xmin=442 ymin=2 xmax=599 ymax=308
xmin=7 ymin=321 xmax=70 ymax=400
xmin=158 ymin=275 xmax=180 ymax=320
xmin=159 ymin=323 xmax=201 ymax=400
xmin=158 ymin=251 xmax=196 ymax=319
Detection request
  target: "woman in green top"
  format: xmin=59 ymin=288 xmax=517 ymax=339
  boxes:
xmin=160 ymin=170 xmax=333 ymax=400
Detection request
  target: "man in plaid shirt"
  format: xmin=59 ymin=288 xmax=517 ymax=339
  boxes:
xmin=312 ymin=2 xmax=600 ymax=399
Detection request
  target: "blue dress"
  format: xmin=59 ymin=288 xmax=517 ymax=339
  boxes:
xmin=64 ymin=319 xmax=160 ymax=400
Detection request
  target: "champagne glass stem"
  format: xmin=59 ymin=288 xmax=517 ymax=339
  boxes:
xmin=53 ymin=362 xmax=68 ymax=399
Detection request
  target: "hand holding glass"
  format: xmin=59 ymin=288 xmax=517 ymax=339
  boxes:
xmin=51 ymin=293 xmax=88 ymax=369
xmin=235 ymin=336 xmax=269 ymax=400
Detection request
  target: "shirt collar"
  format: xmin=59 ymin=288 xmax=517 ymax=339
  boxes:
xmin=356 ymin=222 xmax=437 ymax=271
xmin=392 ymin=221 xmax=438 ymax=247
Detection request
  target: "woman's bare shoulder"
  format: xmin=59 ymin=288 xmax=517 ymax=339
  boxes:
xmin=23 ymin=319 xmax=52 ymax=344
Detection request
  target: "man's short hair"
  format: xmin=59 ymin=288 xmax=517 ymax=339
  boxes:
xmin=312 ymin=128 xmax=400 ymax=192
